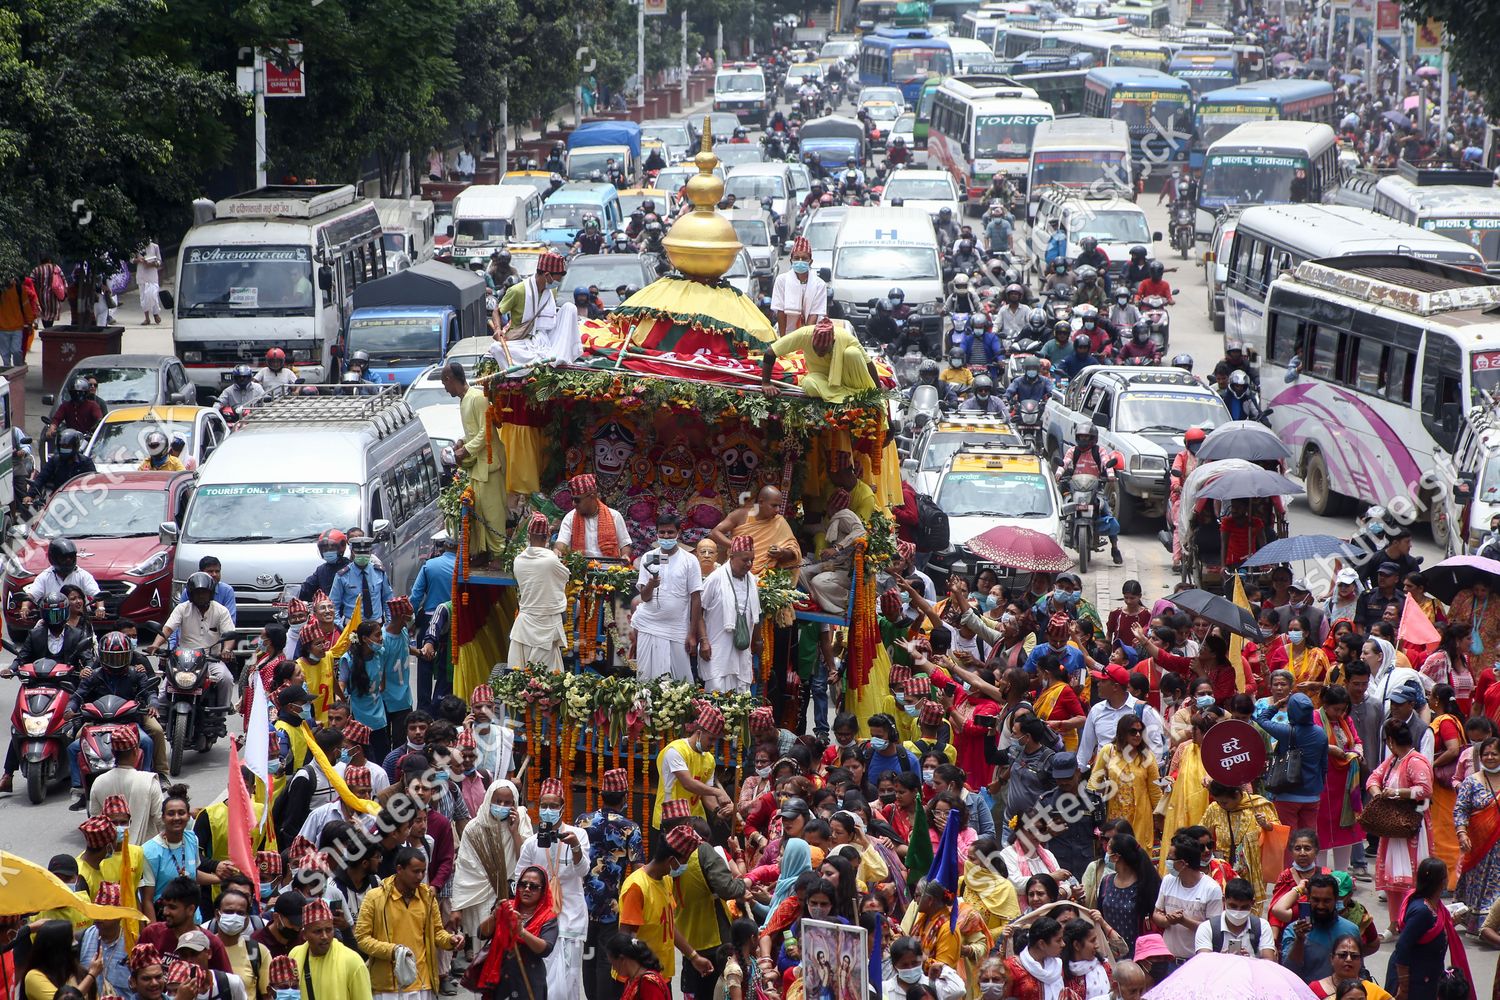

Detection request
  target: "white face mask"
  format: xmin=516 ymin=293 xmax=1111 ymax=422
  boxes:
xmin=217 ymin=913 xmax=247 ymax=936
xmin=1223 ymin=908 xmax=1250 ymax=926
xmin=896 ymin=967 xmax=923 ymax=985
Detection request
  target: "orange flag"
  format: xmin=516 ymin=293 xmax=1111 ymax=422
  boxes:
xmin=226 ymin=739 xmax=261 ymax=900
xmin=1398 ymin=594 xmax=1441 ymax=647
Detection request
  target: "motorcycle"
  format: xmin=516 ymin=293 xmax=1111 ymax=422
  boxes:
xmin=1060 ymin=456 xmax=1119 ymax=574
xmin=1171 ymin=202 xmax=1195 ymax=258
xmin=1015 ymin=399 xmax=1045 ymax=454
xmin=76 ymin=693 xmax=148 ymax=794
xmin=2 ymin=654 xmax=79 ymax=804
xmin=159 ymin=647 xmax=231 ymax=776
xmin=1139 ymin=294 xmax=1171 ymax=351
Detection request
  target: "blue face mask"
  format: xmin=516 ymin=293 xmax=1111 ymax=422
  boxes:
xmin=658 ymin=537 xmax=678 ymax=552
xmin=669 ymin=863 xmax=689 ymax=878
xmin=1286 ymin=630 xmax=1304 ymax=645
xmin=539 ymin=807 xmax=562 ymax=825
xmin=868 ymin=736 xmax=889 ymax=752
xmin=268 ymin=758 xmax=283 ymax=775
xmin=433 ymin=769 xmax=450 ymax=783
xmin=491 ymin=804 xmax=512 ymax=820
xmin=261 ymin=883 xmax=275 ymax=900
xmin=1054 ymin=589 xmax=1077 ymax=605
xmin=322 ymin=550 xmax=339 ymax=565
xmin=277 ymin=990 xmax=301 ymax=1000
xmin=792 ymin=261 xmax=810 ymax=274
xmin=981 ymin=594 xmax=998 ymax=612
xmin=300 ymin=704 xmax=313 ymax=722
xmin=339 ymin=749 xmax=353 ymax=764
xmin=1195 ymin=695 xmax=1216 ymax=710
xmin=904 ymin=704 xmax=919 ymax=717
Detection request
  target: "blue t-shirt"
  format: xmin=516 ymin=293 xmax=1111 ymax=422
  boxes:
xmin=142 ymin=831 xmax=201 ymax=901
xmin=338 ymin=649 xmax=388 ymax=730
xmin=1280 ymin=915 xmax=1360 ymax=982
xmin=864 ymin=745 xmax=921 ymax=792
xmin=1022 ymin=642 xmax=1085 ymax=676
xmin=377 ymin=628 xmax=413 ymax=713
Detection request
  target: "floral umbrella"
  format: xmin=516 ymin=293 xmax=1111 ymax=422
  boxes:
xmin=1143 ymin=953 xmax=1316 ymax=1000
xmin=964 ymin=524 xmax=1072 ymax=572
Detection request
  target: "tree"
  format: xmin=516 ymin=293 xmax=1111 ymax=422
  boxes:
xmin=1401 ymin=1 xmax=1500 ymax=114
xmin=0 ymin=0 xmax=234 ymax=310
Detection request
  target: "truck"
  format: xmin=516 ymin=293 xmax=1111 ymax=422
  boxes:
xmin=341 ymin=261 xmax=489 ymax=386
xmin=566 ymin=121 xmax=642 ymax=185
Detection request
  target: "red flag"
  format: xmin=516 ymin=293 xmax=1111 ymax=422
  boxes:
xmin=1399 ymin=594 xmax=1441 ymax=647
xmin=226 ymin=739 xmax=260 ymax=899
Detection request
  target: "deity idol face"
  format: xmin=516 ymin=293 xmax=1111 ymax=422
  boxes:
xmin=592 ymin=421 xmax=636 ymax=478
xmin=658 ymin=443 xmax=695 ymax=492
xmin=720 ymin=443 xmax=760 ymax=493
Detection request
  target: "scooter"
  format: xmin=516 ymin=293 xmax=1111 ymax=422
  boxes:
xmin=76 ymin=693 xmax=148 ymax=795
xmin=1014 ymin=399 xmax=1045 ymax=455
xmin=1060 ymin=455 xmax=1119 ymax=575
xmin=1171 ymin=202 xmax=1196 ymax=258
xmin=2 ymin=653 xmax=79 ymax=804
xmin=1139 ymin=294 xmax=1171 ymax=351
xmin=160 ymin=647 xmax=231 ymax=776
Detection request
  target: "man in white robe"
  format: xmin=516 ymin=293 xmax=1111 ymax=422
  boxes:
xmin=699 ymin=534 xmax=762 ymax=692
xmin=509 ymin=513 xmax=571 ymax=672
xmin=514 ymin=777 xmax=589 ymax=1000
xmin=490 ymin=251 xmax=583 ymax=367
xmin=630 ymin=515 xmax=704 ymax=682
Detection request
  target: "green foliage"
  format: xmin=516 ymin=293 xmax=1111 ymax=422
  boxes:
xmin=1400 ymin=1 xmax=1500 ymax=113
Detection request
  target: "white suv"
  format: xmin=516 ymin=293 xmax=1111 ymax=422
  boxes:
xmin=714 ymin=64 xmax=770 ymax=126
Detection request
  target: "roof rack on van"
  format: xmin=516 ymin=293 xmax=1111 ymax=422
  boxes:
xmin=213 ymin=184 xmax=359 ymax=220
xmin=1292 ymin=253 xmax=1500 ymax=317
xmin=241 ymin=385 xmax=416 ymax=437
xmin=1396 ymin=160 xmax=1494 ymax=189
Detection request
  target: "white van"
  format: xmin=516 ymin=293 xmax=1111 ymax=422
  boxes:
xmin=831 ymin=206 xmax=943 ymax=338
xmin=1026 ymin=119 xmax=1133 ymax=223
xmin=168 ymin=388 xmax=442 ymax=629
xmin=448 ymin=184 xmax=544 ymax=266
xmin=1030 ymin=189 xmax=1160 ymax=284
xmin=714 ymin=63 xmax=771 ymax=126
xmin=375 ymin=197 xmax=438 ymax=270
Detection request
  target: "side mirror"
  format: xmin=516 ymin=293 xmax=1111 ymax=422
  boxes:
xmin=172 ymin=388 xmax=193 ymax=404
xmin=372 ymin=517 xmax=394 ymax=542
xmin=1093 ymin=412 xmax=1108 ymax=427
xmin=159 ymin=521 xmax=180 ymax=545
xmin=41 ymin=395 xmax=54 ymax=407
xmin=1106 ymin=454 xmax=1121 ymax=469
xmin=1172 ymin=288 xmax=1181 ymax=295
xmin=1152 ymin=231 xmax=1163 ymax=241
xmin=901 ymin=458 xmax=918 ymax=477
xmin=784 ymin=241 xmax=795 ymax=254
xmin=7 ymin=525 xmax=27 ymax=541
xmin=446 ymin=224 xmax=455 ymax=238
xmin=317 ymin=265 xmax=334 ymax=291
xmin=958 ymin=192 xmax=969 ymax=202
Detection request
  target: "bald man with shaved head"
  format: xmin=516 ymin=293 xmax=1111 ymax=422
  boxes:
xmin=710 ymin=485 xmax=800 ymax=578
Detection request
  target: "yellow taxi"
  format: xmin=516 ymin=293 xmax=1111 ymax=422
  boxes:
xmin=502 ymin=169 xmax=563 ymax=197
xmin=931 ymin=443 xmax=1064 ymax=562
xmin=618 ymin=187 xmax=673 ymax=219
xmin=907 ymin=414 xmax=1025 ymax=494
xmin=83 ymin=405 xmax=231 ymax=473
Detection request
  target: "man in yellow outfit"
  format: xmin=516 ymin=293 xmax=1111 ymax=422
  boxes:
xmin=443 ymin=361 xmax=506 ymax=564
xmin=354 ymin=847 xmax=463 ymax=998
xmin=760 ymin=317 xmax=878 ymax=403
xmin=293 ymin=898 xmax=372 ymax=1000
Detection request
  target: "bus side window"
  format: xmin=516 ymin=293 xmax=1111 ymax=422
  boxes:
xmin=1307 ymin=325 xmax=1341 ymax=379
xmin=1420 ymin=333 xmax=1463 ymax=453
xmin=1351 ymin=336 xmax=1384 ymax=395
xmin=1385 ymin=347 xmax=1415 ymax=404
xmin=1267 ymin=310 xmax=1302 ymax=366
xmin=1244 ymin=238 xmax=1268 ymax=295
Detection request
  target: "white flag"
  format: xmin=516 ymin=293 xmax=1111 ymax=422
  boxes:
xmin=244 ymin=671 xmax=271 ymax=792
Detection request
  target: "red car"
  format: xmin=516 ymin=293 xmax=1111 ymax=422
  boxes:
xmin=4 ymin=471 xmax=195 ymax=641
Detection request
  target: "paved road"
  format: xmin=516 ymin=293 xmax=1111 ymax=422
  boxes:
xmin=0 ymin=164 xmax=1489 ymax=994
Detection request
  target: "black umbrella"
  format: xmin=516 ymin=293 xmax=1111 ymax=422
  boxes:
xmin=1195 ymin=421 xmax=1292 ymax=463
xmin=1167 ymin=589 xmax=1265 ymax=641
xmin=1194 ymin=466 xmax=1304 ymax=500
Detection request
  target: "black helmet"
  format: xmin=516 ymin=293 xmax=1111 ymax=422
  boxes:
xmin=1053 ymin=320 xmax=1071 ymax=338
xmin=1079 ymin=236 xmax=1098 ymax=251
xmin=1129 ymin=245 xmax=1148 ymax=259
xmin=972 ymin=374 xmax=993 ymax=394
xmin=918 ymin=359 xmax=940 ymax=384
xmin=1148 ymin=261 xmax=1165 ymax=279
xmin=972 ymin=312 xmax=991 ymax=331
xmin=495 ymin=249 xmax=512 ymax=266
xmin=186 ymin=571 xmax=215 ymax=596
xmin=1172 ymin=352 xmax=1194 ymax=372
xmin=874 ymin=298 xmax=891 ymax=314
xmin=47 ymin=537 xmax=78 ymax=574
xmin=1072 ymin=334 xmax=1092 ymax=352
xmin=734 ymin=126 xmax=747 ymax=138
xmin=1004 ymin=283 xmax=1024 ymax=301
xmin=937 ymin=207 xmax=952 ymax=220
xmin=41 ymin=593 xmax=68 ymax=628
xmin=58 ymin=429 xmax=84 ymax=456
xmin=1132 ymin=320 xmax=1151 ymax=343
xmin=69 ymin=377 xmax=89 ymax=400
xmin=947 ymin=347 xmax=965 ymax=366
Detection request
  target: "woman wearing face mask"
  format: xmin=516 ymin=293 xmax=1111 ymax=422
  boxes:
xmin=514 ymin=778 xmax=589 ymax=1000
xmin=242 ymin=623 xmax=288 ymax=732
xmin=336 ymin=620 xmax=387 ymax=751
xmin=1284 ymin=613 xmax=1330 ymax=702
xmin=452 ymin=779 xmax=534 ymax=934
xmin=928 ymin=793 xmax=978 ymax=858
xmin=738 ymin=744 xmax=779 ymax=815
xmin=1001 ymin=915 xmax=1065 ymax=1000
xmin=1251 ymin=670 xmax=1294 ymax=731
xmin=1093 ymin=832 xmax=1159 ymax=959
xmin=1170 ymin=678 xmax=1218 ymax=747
xmin=1420 ymin=622 xmax=1473 ymax=716
xmin=829 ymin=811 xmax=904 ymax=910
xmin=976 ymin=956 xmax=1008 ymax=1000
xmin=1087 ymin=714 xmax=1162 ymax=853
xmin=884 ymin=935 xmax=965 ymax=1000
xmin=1199 ymin=781 xmax=1277 ymax=906
xmin=999 ymin=810 xmax=1062 ymax=897
xmin=1267 ymin=828 xmax=1331 ymax=934
xmin=1156 ymin=713 xmax=1215 ymax=873
xmin=1454 ymin=735 xmax=1500 ymax=930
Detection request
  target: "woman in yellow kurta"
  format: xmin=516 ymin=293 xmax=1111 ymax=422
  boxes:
xmin=962 ymin=838 xmax=1020 ymax=939
xmin=1087 ymin=719 xmax=1162 ymax=848
xmin=1157 ymin=715 xmax=1214 ymax=872
xmin=1200 ymin=782 xmax=1280 ymax=905
xmin=1284 ymin=617 xmax=1331 ymax=704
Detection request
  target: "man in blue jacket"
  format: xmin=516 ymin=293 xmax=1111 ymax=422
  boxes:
xmin=409 ymin=531 xmax=457 ymax=708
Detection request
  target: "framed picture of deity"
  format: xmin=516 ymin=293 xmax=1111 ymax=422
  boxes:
xmin=800 ymin=919 xmax=868 ymax=1000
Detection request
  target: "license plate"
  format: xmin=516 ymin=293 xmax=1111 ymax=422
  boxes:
xmin=1078 ymin=504 xmax=1094 ymax=515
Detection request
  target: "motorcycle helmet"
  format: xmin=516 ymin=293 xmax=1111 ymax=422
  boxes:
xmin=68 ymin=377 xmax=89 ymax=401
xmin=1053 ymin=320 xmax=1072 ymax=339
xmin=1079 ymin=236 xmax=1098 ymax=252
xmin=589 ymin=170 xmax=604 ymax=182
xmin=1027 ymin=311 xmax=1049 ymax=334
xmin=41 ymin=593 xmax=68 ymax=628
xmin=1075 ymin=421 xmax=1098 ymax=446
xmin=761 ymin=196 xmax=774 ymax=211
xmin=846 ymin=157 xmax=858 ymax=169
xmin=349 ymin=350 xmax=370 ymax=371
xmin=1229 ymin=369 xmax=1251 ymax=394
xmin=1132 ymin=320 xmax=1151 ymax=343
xmin=972 ymin=374 xmax=994 ymax=396
xmin=820 ymin=193 xmax=836 ymax=206
xmin=1004 ymin=283 xmax=1024 ymax=302
xmin=100 ymin=631 xmax=132 ymax=670
xmin=918 ymin=359 xmax=940 ymax=385
xmin=583 ymin=214 xmax=601 ymax=231
xmin=144 ymin=430 xmax=168 ymax=457
xmin=231 ymin=364 xmax=254 ymax=387
xmin=1184 ymin=425 xmax=1207 ymax=454
xmin=937 ymin=207 xmax=953 ymax=222
xmin=734 ymin=126 xmax=748 ymax=139
xmin=1052 ymin=259 xmax=1068 ymax=274
xmin=892 ymin=136 xmax=906 ymax=146
xmin=1172 ymin=352 xmax=1194 ymax=372
xmin=952 ymin=273 xmax=970 ymax=291
xmin=1072 ymin=333 xmax=1092 ymax=353
xmin=947 ymin=348 xmax=965 ymax=368
xmin=1075 ymin=265 xmax=1097 ymax=284
xmin=494 ymin=249 xmax=512 ymax=268
xmin=888 ymin=288 xmax=906 ymax=306
xmin=1225 ymin=340 xmax=1245 ymax=356
xmin=1115 ymin=288 xmax=1131 ymax=303
xmin=874 ymin=297 xmax=891 ymax=315
xmin=48 ymin=537 xmax=78 ymax=575
xmin=957 ymin=238 xmax=973 ymax=255
xmin=1022 ymin=357 xmax=1041 ymax=381
xmin=1148 ymin=261 xmax=1165 ymax=279
xmin=972 ymin=312 xmax=992 ymax=331
xmin=265 ymin=347 xmax=287 ymax=370
xmin=1129 ymin=245 xmax=1148 ymax=260
xmin=186 ymin=571 xmax=215 ymax=597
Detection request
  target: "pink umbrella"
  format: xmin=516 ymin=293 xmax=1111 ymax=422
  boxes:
xmin=1403 ymin=94 xmax=1428 ymax=111
xmin=1416 ymin=65 xmax=1440 ymax=78
xmin=1144 ymin=953 xmax=1317 ymax=1000
xmin=964 ymin=524 xmax=1072 ymax=573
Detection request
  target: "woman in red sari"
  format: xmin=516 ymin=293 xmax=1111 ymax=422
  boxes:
xmin=476 ymin=864 xmax=557 ymax=1000
xmin=606 ymin=934 xmax=672 ymax=1000
xmin=242 ymin=621 xmax=289 ymax=730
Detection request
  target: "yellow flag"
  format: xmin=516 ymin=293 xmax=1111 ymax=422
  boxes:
xmin=1229 ymin=574 xmax=1251 ymax=693
xmin=119 ymin=834 xmax=139 ymax=951
xmin=299 ymin=722 xmax=381 ymax=816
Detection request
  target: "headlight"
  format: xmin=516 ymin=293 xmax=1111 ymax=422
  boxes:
xmin=174 ymin=670 xmax=198 ymax=688
xmin=1130 ymin=455 xmax=1167 ymax=473
xmin=292 ymin=349 xmax=314 ymax=362
xmin=22 ymin=714 xmax=48 ymax=736
xmin=182 ymin=351 xmax=202 ymax=363
xmin=129 ymin=551 xmax=170 ymax=577
xmin=917 ymin=301 xmax=939 ymax=316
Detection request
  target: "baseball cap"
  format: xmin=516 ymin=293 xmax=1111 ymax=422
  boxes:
xmin=1289 ymin=577 xmax=1312 ymax=593
xmin=1335 ymin=568 xmax=1359 ymax=586
xmin=1112 ymin=639 xmax=1140 ymax=668
xmin=779 ymin=797 xmax=811 ymax=820
xmin=47 ymin=854 xmax=79 ymax=879
xmin=274 ymin=890 xmax=308 ymax=925
xmin=176 ymin=930 xmax=211 ymax=954
xmin=1089 ymin=664 xmax=1130 ymax=686
xmin=278 ymin=684 xmax=312 ymax=705
xmin=1332 ymin=870 xmax=1354 ymax=898
xmin=1048 ymin=752 xmax=1079 ymax=779
xmin=1377 ymin=560 xmax=1402 ymax=576
xmin=1388 ymin=682 xmax=1422 ymax=705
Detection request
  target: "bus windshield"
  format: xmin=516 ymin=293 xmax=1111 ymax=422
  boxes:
xmin=1111 ymin=91 xmax=1189 ymax=131
xmin=1195 ymin=111 xmax=1274 ymax=148
xmin=1032 ymin=150 xmax=1129 ymax=187
xmin=178 ymin=245 xmax=314 ymax=318
xmin=1202 ymin=152 xmax=1311 ymax=204
xmin=975 ymin=114 xmax=1047 ymax=157
xmin=890 ymin=47 xmax=950 ymax=80
xmin=1420 ymin=218 xmax=1500 ymax=262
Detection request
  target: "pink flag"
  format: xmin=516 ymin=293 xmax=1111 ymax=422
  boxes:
xmin=226 ymin=739 xmax=260 ymax=899
xmin=1399 ymin=594 xmax=1441 ymax=647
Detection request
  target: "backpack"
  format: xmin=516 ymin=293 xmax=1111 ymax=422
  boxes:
xmin=244 ymin=938 xmax=262 ymax=993
xmin=913 ymin=492 xmax=949 ymax=552
xmin=1208 ymin=914 xmax=1260 ymax=954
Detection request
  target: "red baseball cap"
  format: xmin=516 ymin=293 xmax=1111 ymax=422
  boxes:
xmin=1089 ymin=664 xmax=1130 ymax=686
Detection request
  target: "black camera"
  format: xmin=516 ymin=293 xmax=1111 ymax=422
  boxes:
xmin=536 ymin=823 xmax=558 ymax=849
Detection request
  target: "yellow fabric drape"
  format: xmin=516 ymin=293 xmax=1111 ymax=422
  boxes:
xmin=848 ymin=639 xmax=899 ymax=738
xmin=455 ymin=587 xmax=517 ymax=702
xmin=299 ymin=722 xmax=380 ymax=816
xmin=0 ymin=852 xmax=145 ymax=922
xmin=1158 ymin=743 xmax=1211 ymax=873
xmin=499 ymin=425 xmax=543 ymax=495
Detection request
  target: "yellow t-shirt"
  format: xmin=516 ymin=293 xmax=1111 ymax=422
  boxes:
xmin=223 ymin=935 xmax=270 ymax=1000
xmin=941 ymin=367 xmax=973 ymax=387
xmin=77 ymin=846 xmax=153 ymax=904
xmin=25 ymin=970 xmax=58 ymax=1000
xmin=619 ymin=868 xmax=677 ymax=977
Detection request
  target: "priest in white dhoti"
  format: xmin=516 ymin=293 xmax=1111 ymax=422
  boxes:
xmin=630 ymin=513 xmax=705 ymax=681
xmin=508 ymin=513 xmax=571 ymax=672
xmin=699 ymin=533 xmax=762 ymax=692
xmin=491 ymin=251 xmax=583 ymax=366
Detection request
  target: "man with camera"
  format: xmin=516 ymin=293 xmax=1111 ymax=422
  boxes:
xmin=515 ymin=776 xmax=590 ymax=1000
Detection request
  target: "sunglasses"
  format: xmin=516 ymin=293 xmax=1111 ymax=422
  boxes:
xmin=1333 ymin=952 xmax=1361 ymax=960
xmin=1125 ymin=728 xmax=1144 ymax=735
xmin=517 ymin=881 xmax=545 ymax=892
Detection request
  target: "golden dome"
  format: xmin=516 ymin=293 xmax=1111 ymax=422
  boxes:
xmin=662 ymin=116 xmax=742 ymax=281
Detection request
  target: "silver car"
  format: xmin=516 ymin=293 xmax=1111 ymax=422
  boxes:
xmin=726 ymin=208 xmax=777 ymax=278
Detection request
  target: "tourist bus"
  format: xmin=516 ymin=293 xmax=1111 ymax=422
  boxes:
xmin=1189 ymin=79 xmax=1335 ymax=168
xmin=1372 ymin=167 xmax=1500 ymax=272
xmin=1196 ymin=120 xmax=1338 ymax=238
xmin=927 ymin=75 xmax=1053 ymax=198
xmin=1013 ymin=67 xmax=1090 ymax=116
xmin=857 ymin=27 xmax=955 ymax=104
xmin=1259 ymin=253 xmax=1500 ymax=527
xmin=1220 ymin=204 xmax=1484 ymax=366
xmin=1166 ymin=47 xmax=1240 ymax=96
xmin=1082 ymin=66 xmax=1193 ymax=167
xmin=1108 ymin=0 xmax=1170 ymax=28
xmin=1025 ymin=118 xmax=1133 ymax=220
